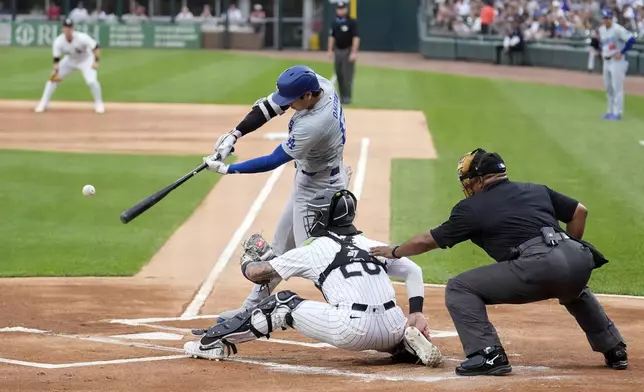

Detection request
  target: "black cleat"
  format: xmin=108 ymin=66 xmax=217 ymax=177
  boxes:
xmin=604 ymin=342 xmax=628 ymax=370
xmin=455 ymin=346 xmax=512 ymax=376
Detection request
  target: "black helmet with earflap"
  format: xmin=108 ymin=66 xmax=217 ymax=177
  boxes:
xmin=303 ymin=189 xmax=359 ymax=237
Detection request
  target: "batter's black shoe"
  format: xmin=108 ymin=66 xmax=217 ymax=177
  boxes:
xmin=455 ymin=346 xmax=512 ymax=376
xmin=604 ymin=342 xmax=628 ymax=370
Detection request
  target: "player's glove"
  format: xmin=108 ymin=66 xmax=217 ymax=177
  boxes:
xmin=49 ymin=69 xmax=62 ymax=82
xmin=202 ymin=156 xmax=229 ymax=174
xmin=241 ymin=232 xmax=275 ymax=261
xmin=239 ymin=233 xmax=275 ymax=285
xmin=212 ymin=129 xmax=241 ymax=162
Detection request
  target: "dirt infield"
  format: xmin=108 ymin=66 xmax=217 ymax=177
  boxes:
xmin=0 ymin=59 xmax=642 ymax=392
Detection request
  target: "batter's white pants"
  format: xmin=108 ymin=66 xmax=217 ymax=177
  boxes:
xmin=292 ymin=301 xmax=407 ymax=352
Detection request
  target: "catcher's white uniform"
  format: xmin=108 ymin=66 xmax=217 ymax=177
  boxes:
xmin=185 ymin=232 xmax=441 ymax=365
xmin=35 ymin=29 xmax=105 ymax=113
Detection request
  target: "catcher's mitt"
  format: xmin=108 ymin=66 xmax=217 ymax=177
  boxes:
xmin=241 ymin=232 xmax=275 ymax=261
xmin=239 ymin=233 xmax=275 ymax=285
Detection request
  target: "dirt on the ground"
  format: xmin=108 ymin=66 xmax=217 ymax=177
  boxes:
xmin=0 ymin=56 xmax=641 ymax=392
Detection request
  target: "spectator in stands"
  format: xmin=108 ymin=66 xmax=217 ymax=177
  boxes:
xmin=453 ymin=16 xmax=475 ymax=34
xmin=226 ymin=2 xmax=245 ymax=26
xmin=524 ymin=12 xmax=548 ymax=39
xmin=47 ymin=1 xmax=61 ymax=20
xmin=480 ymin=0 xmax=496 ymax=34
xmin=69 ymin=2 xmax=89 ymax=23
xmin=0 ymin=2 xmax=9 ymax=15
xmin=91 ymin=7 xmax=107 ymax=21
xmin=31 ymin=4 xmax=45 ymax=15
xmin=201 ymin=4 xmax=213 ymax=19
xmin=176 ymin=5 xmax=195 ymax=22
xmin=250 ymin=4 xmax=266 ymax=33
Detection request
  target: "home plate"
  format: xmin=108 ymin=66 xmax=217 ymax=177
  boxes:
xmin=110 ymin=332 xmax=184 ymax=341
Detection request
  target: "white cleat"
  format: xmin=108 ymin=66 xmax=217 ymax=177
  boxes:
xmin=183 ymin=341 xmax=225 ymax=361
xmin=34 ymin=105 xmax=46 ymax=113
xmin=95 ymin=104 xmax=105 ymax=114
xmin=404 ymin=326 xmax=443 ymax=367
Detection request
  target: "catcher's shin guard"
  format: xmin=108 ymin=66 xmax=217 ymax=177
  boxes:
xmin=193 ymin=291 xmax=305 ymax=355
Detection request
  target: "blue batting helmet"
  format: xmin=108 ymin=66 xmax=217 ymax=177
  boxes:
xmin=272 ymin=65 xmax=320 ymax=106
xmin=601 ymin=8 xmax=613 ymax=18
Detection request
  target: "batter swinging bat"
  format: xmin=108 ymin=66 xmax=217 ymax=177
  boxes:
xmin=120 ymin=162 xmax=208 ymax=224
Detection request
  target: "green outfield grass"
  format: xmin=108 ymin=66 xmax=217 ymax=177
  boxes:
xmin=0 ymin=149 xmax=228 ymax=276
xmin=1 ymin=48 xmax=644 ymax=294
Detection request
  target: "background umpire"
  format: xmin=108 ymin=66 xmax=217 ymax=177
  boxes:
xmin=327 ymin=1 xmax=359 ymax=105
xmin=370 ymin=148 xmax=627 ymax=376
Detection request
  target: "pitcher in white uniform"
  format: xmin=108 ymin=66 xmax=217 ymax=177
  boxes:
xmin=598 ymin=9 xmax=636 ymax=120
xmin=184 ymin=189 xmax=443 ymax=367
xmin=35 ymin=18 xmax=105 ymax=114
xmin=203 ymin=65 xmax=351 ymax=320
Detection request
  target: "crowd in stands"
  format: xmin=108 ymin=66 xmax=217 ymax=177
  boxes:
xmin=37 ymin=1 xmax=265 ymax=29
xmin=430 ymin=0 xmax=643 ymax=40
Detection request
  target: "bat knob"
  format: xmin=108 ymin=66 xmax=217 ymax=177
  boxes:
xmin=120 ymin=213 xmax=130 ymax=224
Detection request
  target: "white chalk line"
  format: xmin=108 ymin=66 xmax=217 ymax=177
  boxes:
xmin=0 ymin=327 xmax=571 ymax=383
xmin=107 ymin=319 xmax=458 ymax=347
xmin=352 ymin=138 xmax=370 ymax=200
xmin=0 ymin=355 xmax=188 ymax=369
xmin=181 ymin=165 xmax=286 ymax=319
xmin=390 ymin=281 xmax=644 ymax=300
xmin=330 ymin=74 xmax=337 ymax=85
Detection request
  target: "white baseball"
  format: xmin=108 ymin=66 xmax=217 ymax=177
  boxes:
xmin=82 ymin=184 xmax=95 ymax=197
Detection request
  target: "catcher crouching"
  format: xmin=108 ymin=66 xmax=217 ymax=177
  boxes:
xmin=184 ymin=189 xmax=442 ymax=367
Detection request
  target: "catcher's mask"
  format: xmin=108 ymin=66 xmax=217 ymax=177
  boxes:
xmin=303 ymin=189 xmax=357 ymax=237
xmin=457 ymin=148 xmax=507 ymax=197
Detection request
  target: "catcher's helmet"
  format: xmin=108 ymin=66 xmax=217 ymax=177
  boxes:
xmin=272 ymin=65 xmax=320 ymax=106
xmin=304 ymin=189 xmax=357 ymax=237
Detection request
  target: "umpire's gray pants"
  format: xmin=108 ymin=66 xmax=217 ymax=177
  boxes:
xmin=334 ymin=48 xmax=355 ymax=101
xmin=445 ymin=239 xmax=624 ymax=357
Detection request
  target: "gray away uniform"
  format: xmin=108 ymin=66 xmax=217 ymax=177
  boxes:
xmin=242 ymin=75 xmax=350 ymax=309
xmin=599 ymin=22 xmax=634 ymax=116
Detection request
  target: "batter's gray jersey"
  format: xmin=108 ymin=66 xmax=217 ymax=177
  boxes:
xmin=281 ymin=75 xmax=346 ymax=173
xmin=599 ymin=23 xmax=633 ymax=58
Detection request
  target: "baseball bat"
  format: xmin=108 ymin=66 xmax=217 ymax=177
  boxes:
xmin=120 ymin=162 xmax=208 ymax=224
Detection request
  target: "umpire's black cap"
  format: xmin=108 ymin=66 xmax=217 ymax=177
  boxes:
xmin=62 ymin=18 xmax=74 ymax=27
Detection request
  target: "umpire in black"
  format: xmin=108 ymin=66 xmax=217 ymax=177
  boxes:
xmin=370 ymin=148 xmax=627 ymax=376
xmin=327 ymin=1 xmax=359 ymax=105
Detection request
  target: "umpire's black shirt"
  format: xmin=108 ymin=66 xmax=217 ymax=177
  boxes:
xmin=430 ymin=180 xmax=579 ymax=262
xmin=330 ymin=17 xmax=358 ymax=49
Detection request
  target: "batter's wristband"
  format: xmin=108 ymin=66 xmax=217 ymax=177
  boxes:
xmin=409 ymin=296 xmax=424 ymax=314
xmin=391 ymin=246 xmax=400 ymax=258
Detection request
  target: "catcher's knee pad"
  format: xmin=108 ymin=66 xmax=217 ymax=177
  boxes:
xmin=198 ymin=291 xmax=305 ymax=349
xmin=256 ymin=290 xmax=305 ymax=329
